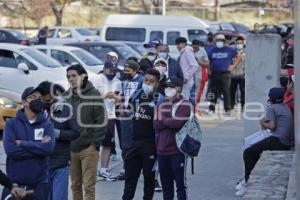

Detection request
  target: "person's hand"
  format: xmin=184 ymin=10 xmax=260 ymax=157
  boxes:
xmin=228 ymin=65 xmax=234 ymax=72
xmin=11 ymin=187 xmax=34 ymax=200
xmin=15 ymin=140 xmax=21 ymax=146
xmin=106 ymin=92 xmax=115 ymax=99
xmin=260 ymin=118 xmax=266 ymax=130
xmin=41 ymin=136 xmax=51 ymax=143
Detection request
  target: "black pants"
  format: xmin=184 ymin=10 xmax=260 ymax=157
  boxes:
xmin=243 ymin=136 xmax=290 ymax=182
xmin=122 ymin=141 xmax=156 ymax=200
xmin=208 ymin=72 xmax=231 ymax=112
xmin=230 ymin=77 xmax=245 ymax=109
xmin=158 ymin=154 xmax=187 ymax=200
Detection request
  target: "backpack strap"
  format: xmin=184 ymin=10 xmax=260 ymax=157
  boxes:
xmin=171 ymin=99 xmax=193 ymax=118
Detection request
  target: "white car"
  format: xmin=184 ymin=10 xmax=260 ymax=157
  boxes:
xmin=32 ymin=45 xmax=104 ymax=74
xmin=47 ymin=27 xmax=101 ymax=45
xmin=0 ymin=44 xmax=69 ymax=93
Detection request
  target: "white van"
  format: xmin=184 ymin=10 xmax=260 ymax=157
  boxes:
xmin=101 ymin=14 xmax=209 ymax=57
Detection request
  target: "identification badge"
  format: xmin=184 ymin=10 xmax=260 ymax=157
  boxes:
xmin=34 ymin=128 xmax=44 ymax=140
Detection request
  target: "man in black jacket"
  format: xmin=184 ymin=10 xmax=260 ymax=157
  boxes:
xmin=157 ymin=44 xmax=184 ymax=81
xmin=37 ymin=81 xmax=80 ymax=200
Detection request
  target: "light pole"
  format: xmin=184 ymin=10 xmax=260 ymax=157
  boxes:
xmin=162 ymin=0 xmax=166 ymax=15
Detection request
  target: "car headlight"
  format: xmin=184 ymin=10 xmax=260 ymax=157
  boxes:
xmin=0 ymin=96 xmax=18 ymax=109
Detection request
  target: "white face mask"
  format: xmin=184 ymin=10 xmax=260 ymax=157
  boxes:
xmin=237 ymin=44 xmax=244 ymax=50
xmin=216 ymin=41 xmax=224 ymax=48
xmin=158 ymin=52 xmax=168 ymax=60
xmin=148 ymin=55 xmax=156 ymax=62
xmin=164 ymin=87 xmax=177 ymax=98
xmin=154 ymin=65 xmax=167 ymax=76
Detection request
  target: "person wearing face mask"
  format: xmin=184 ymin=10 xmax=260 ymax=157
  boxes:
xmin=36 ymin=81 xmax=80 ymax=200
xmin=154 ymin=78 xmax=192 ymax=200
xmin=63 ymin=64 xmax=107 ymax=200
xmin=139 ymin=41 xmax=160 ymax=73
xmin=230 ymin=37 xmax=246 ymax=111
xmin=2 ymin=87 xmax=55 ymax=200
xmin=175 ymin=37 xmax=199 ymax=100
xmin=157 ymin=44 xmax=184 ymax=82
xmin=154 ymin=58 xmax=169 ymax=95
xmin=94 ymin=61 xmax=122 ymax=181
xmin=207 ymin=34 xmax=240 ymax=115
xmin=122 ymin=69 xmax=163 ymax=200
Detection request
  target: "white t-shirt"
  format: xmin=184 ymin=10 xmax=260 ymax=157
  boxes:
xmin=95 ymin=74 xmax=122 ymax=119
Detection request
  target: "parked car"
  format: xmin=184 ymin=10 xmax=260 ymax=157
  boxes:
xmin=101 ymin=14 xmax=209 ymax=57
xmin=0 ymin=29 xmax=29 ymax=45
xmin=209 ymin=22 xmax=250 ymax=34
xmin=0 ymin=88 xmax=21 ymax=135
xmin=46 ymin=27 xmax=101 ymax=45
xmin=215 ymin=30 xmax=246 ymax=45
xmin=230 ymin=22 xmax=250 ymax=33
xmin=125 ymin=42 xmax=147 ymax=56
xmin=32 ymin=45 xmax=104 ymax=74
xmin=64 ymin=42 xmax=141 ymax=66
xmin=0 ymin=43 xmax=68 ymax=93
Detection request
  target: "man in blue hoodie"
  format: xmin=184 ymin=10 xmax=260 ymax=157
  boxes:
xmin=2 ymin=87 xmax=55 ymax=200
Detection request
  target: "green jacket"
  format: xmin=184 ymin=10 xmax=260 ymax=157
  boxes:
xmin=64 ymin=81 xmax=107 ymax=152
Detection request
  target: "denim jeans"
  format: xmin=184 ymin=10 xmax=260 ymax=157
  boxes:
xmin=49 ymin=166 xmax=69 ymax=200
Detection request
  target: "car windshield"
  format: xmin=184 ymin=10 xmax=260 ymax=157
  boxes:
xmin=114 ymin=45 xmax=141 ymax=59
xmin=75 ymin=28 xmax=94 ymax=36
xmin=71 ymin=49 xmax=103 ymax=66
xmin=7 ymin=30 xmax=28 ymax=40
xmin=21 ymin=48 xmax=61 ymax=68
xmin=126 ymin=43 xmax=146 ymax=56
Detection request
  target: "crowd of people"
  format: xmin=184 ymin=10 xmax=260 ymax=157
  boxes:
xmin=2 ymin=29 xmax=294 ymax=200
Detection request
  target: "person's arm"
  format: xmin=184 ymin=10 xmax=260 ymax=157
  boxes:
xmin=185 ymin=51 xmax=199 ymax=82
xmin=19 ymin=122 xmax=55 ymax=156
xmin=0 ymin=170 xmax=12 ymax=189
xmin=56 ymin=106 xmax=80 ymax=142
xmin=91 ymin=98 xmax=107 ymax=148
xmin=228 ymin=50 xmax=241 ymax=72
xmin=262 ymin=107 xmax=276 ymax=130
xmin=199 ymin=49 xmax=210 ymax=66
xmin=3 ymin=121 xmax=37 ymax=160
xmin=162 ymin=101 xmax=192 ymax=129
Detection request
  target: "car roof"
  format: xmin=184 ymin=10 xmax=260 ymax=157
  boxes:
xmin=65 ymin=41 xmax=126 ymax=46
xmin=49 ymin=27 xmax=89 ymax=30
xmin=0 ymin=43 xmax=29 ymax=51
xmin=32 ymin=45 xmax=82 ymax=51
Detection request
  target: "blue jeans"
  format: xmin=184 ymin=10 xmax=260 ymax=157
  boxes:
xmin=49 ymin=166 xmax=69 ymax=200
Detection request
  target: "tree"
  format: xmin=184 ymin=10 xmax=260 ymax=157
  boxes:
xmin=49 ymin=0 xmax=76 ymax=26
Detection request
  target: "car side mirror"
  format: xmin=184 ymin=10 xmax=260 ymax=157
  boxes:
xmin=18 ymin=63 xmax=29 ymax=74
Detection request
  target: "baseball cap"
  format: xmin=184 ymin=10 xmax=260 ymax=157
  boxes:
xmin=107 ymin=51 xmax=118 ymax=60
xmin=124 ymin=60 xmax=140 ymax=71
xmin=21 ymin=87 xmax=43 ymax=100
xmin=143 ymin=40 xmax=162 ymax=48
xmin=268 ymin=87 xmax=286 ymax=103
xmin=165 ymin=77 xmax=183 ymax=88
xmin=154 ymin=58 xmax=167 ymax=66
xmin=215 ymin=34 xmax=226 ymax=41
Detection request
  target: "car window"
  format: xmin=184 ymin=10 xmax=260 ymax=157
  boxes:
xmin=21 ymin=48 xmax=61 ymax=68
xmin=0 ymin=50 xmax=17 ymax=68
xmin=76 ymin=28 xmax=93 ymax=36
xmin=114 ymin=45 xmax=141 ymax=59
xmin=7 ymin=30 xmax=28 ymax=40
xmin=106 ymin=27 xmax=146 ymax=42
xmin=57 ymin=29 xmax=72 ymax=38
xmin=167 ymin=31 xmax=180 ymax=45
xmin=13 ymin=52 xmax=37 ymax=70
xmin=51 ymin=50 xmax=77 ymax=66
xmin=38 ymin=49 xmax=47 ymax=54
xmin=0 ymin=31 xmax=8 ymax=41
xmin=71 ymin=49 xmax=103 ymax=66
xmin=150 ymin=31 xmax=163 ymax=42
xmin=188 ymin=30 xmax=207 ymax=42
xmin=221 ymin=23 xmax=235 ymax=31
xmin=88 ymin=45 xmax=113 ymax=60
xmin=47 ymin=29 xmax=56 ymax=38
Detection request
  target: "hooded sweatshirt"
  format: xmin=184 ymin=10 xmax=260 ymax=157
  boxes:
xmin=3 ymin=110 xmax=55 ymax=185
xmin=63 ymin=81 xmax=107 ymax=152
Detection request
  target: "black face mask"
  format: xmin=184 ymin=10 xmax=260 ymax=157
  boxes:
xmin=29 ymin=99 xmax=44 ymax=114
xmin=280 ymin=76 xmax=289 ymax=88
xmin=105 ymin=74 xmax=116 ymax=81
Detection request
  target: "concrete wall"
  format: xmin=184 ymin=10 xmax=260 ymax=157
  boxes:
xmin=244 ymin=34 xmax=281 ymax=136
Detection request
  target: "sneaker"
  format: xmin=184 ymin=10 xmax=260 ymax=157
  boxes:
xmin=97 ymin=171 xmax=116 ymax=182
xmin=116 ymin=172 xmax=125 ymax=181
xmin=154 ymin=180 xmax=162 ymax=192
xmin=235 ymin=179 xmax=245 ymax=191
xmin=235 ymin=184 xmax=246 ymax=197
xmin=224 ymin=110 xmax=232 ymax=116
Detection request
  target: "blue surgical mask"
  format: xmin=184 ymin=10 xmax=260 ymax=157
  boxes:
xmin=158 ymin=52 xmax=168 ymax=60
xmin=142 ymin=83 xmax=154 ymax=94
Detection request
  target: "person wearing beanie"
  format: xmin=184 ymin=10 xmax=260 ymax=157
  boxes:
xmin=236 ymin=87 xmax=293 ymax=197
xmin=94 ymin=61 xmax=122 ymax=181
xmin=2 ymin=87 xmax=55 ymax=200
xmin=64 ymin=63 xmax=107 ymax=200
